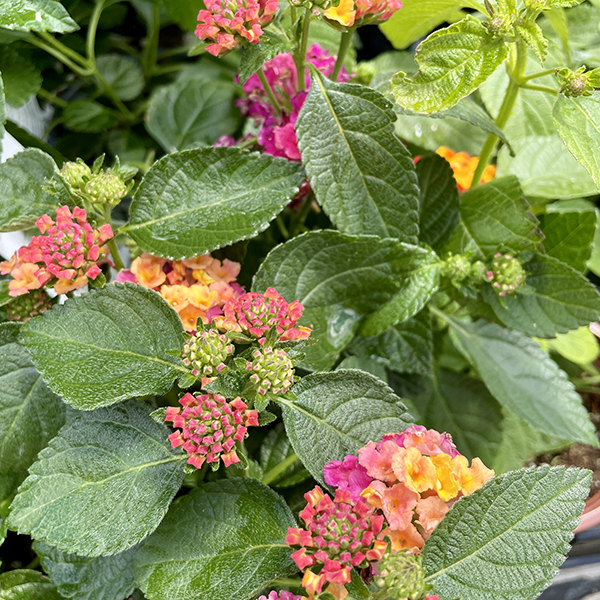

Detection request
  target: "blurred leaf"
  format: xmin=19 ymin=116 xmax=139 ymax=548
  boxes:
xmin=0 ymin=45 xmax=41 ymax=107
xmin=96 ymin=55 xmax=144 ymax=101
xmin=0 ymin=570 xmax=62 ymax=600
xmin=63 ymin=99 xmax=118 ymax=133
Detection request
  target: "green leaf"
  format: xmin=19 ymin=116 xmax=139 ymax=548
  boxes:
xmin=0 ymin=148 xmax=58 ymax=232
xmin=0 ymin=323 xmax=66 ymax=505
xmin=238 ymin=31 xmax=294 ymax=84
xmin=280 ymin=369 xmax=414 ymax=484
xmin=0 ymin=0 xmax=78 ymax=33
xmin=544 ymin=8 xmax=572 ymax=65
xmin=21 ymin=283 xmax=185 ymax=409
xmin=445 ymin=176 xmax=542 ymax=258
xmin=337 ymin=355 xmax=389 ymax=382
xmin=160 ymin=0 xmax=204 ymax=31
xmin=496 ymin=134 xmax=597 ymax=199
xmin=252 ymin=230 xmax=436 ymax=371
xmin=541 ymin=326 xmax=600 ymax=365
xmin=134 ymin=478 xmax=297 ymax=600
xmin=542 ymin=0 xmax=585 ymax=7
xmin=446 ymin=317 xmax=598 ymax=444
xmin=35 ymin=541 xmax=137 ymax=600
xmin=380 ymin=0 xmax=483 ymax=50
xmin=96 ymin=55 xmax=144 ymax=102
xmin=146 ymin=77 xmax=240 ymax=152
xmin=8 ymin=401 xmax=185 ymax=557
xmin=423 ymin=466 xmax=591 ymax=600
xmin=540 ymin=208 xmax=597 ymax=271
xmin=350 ymin=313 xmax=434 ymax=376
xmin=515 ymin=20 xmax=548 ymax=64
xmin=416 ymin=154 xmax=459 ymax=251
xmin=417 ymin=367 xmax=502 ymax=466
xmin=0 ymin=45 xmax=41 ymax=108
xmin=359 ymin=246 xmax=440 ymax=337
xmin=126 ymin=148 xmax=303 ymax=259
xmin=297 ymin=70 xmax=419 ymax=242
xmin=63 ymin=99 xmax=118 ymax=134
xmin=481 ymin=251 xmax=600 ymax=337
xmin=553 ymin=94 xmax=600 ymax=193
xmin=0 ymin=74 xmax=5 ymax=155
xmin=259 ymin=422 xmax=310 ymax=488
xmin=0 ymin=570 xmax=62 ymax=600
xmin=391 ymin=16 xmax=509 ymax=114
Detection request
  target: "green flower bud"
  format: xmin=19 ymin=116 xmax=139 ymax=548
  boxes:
xmin=469 ymin=260 xmax=493 ymax=285
xmin=556 ymin=67 xmax=595 ymax=98
xmin=486 ymin=14 xmax=512 ymax=36
xmin=59 ymin=160 xmax=92 ymax=190
xmin=491 ymin=252 xmax=526 ymax=296
xmin=374 ymin=551 xmax=425 ymax=600
xmin=247 ymin=346 xmax=294 ymax=395
xmin=441 ymin=254 xmax=471 ymax=284
xmin=354 ymin=62 xmax=378 ymax=86
xmin=6 ymin=290 xmax=53 ymax=323
xmin=85 ymin=172 xmax=128 ymax=204
xmin=182 ymin=329 xmax=234 ymax=377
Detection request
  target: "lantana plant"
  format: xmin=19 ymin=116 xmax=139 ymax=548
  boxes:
xmin=2 ymin=0 xmax=600 ymax=598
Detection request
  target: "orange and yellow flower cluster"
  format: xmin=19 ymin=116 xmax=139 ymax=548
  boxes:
xmin=436 ymin=146 xmax=496 ymax=192
xmin=324 ymin=0 xmax=402 ymax=27
xmin=116 ymin=253 xmax=243 ymax=331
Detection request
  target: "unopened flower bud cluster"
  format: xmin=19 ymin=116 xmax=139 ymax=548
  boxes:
xmin=182 ymin=329 xmax=234 ymax=377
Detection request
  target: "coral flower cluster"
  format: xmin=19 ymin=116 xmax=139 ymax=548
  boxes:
xmin=165 ymin=392 xmax=258 ymax=468
xmin=286 ymin=487 xmax=388 ymax=599
xmin=435 ymin=146 xmax=496 ymax=192
xmin=258 ymin=593 xmax=303 ymax=600
xmin=1 ymin=206 xmax=113 ymax=297
xmin=214 ymin=287 xmax=311 ymax=342
xmin=116 ymin=253 xmax=243 ymax=331
xmin=324 ymin=0 xmax=402 ymax=27
xmin=196 ymin=0 xmax=278 ymax=56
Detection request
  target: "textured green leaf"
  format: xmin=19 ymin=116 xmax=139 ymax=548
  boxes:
xmin=542 ymin=0 xmax=585 ymax=7
xmin=0 ymin=45 xmax=41 ymax=107
xmin=380 ymin=0 xmax=481 ymax=50
xmin=0 ymin=570 xmax=62 ymax=600
xmin=553 ymin=94 xmax=600 ymax=192
xmin=417 ymin=367 xmax=502 ymax=466
xmin=146 ymin=77 xmax=240 ymax=152
xmin=135 ymin=478 xmax=296 ymax=600
xmin=297 ymin=70 xmax=419 ymax=241
xmin=516 ymin=20 xmax=548 ymax=64
xmin=96 ymin=55 xmax=144 ymax=102
xmin=0 ymin=74 xmax=5 ymax=155
xmin=445 ymin=176 xmax=542 ymax=258
xmin=126 ymin=148 xmax=303 ymax=259
xmin=0 ymin=323 xmax=66 ymax=505
xmin=35 ymin=541 xmax=137 ymax=600
xmin=416 ymin=154 xmax=459 ymax=250
xmin=259 ymin=422 xmax=310 ymax=488
xmin=447 ymin=318 xmax=598 ymax=444
xmin=496 ymin=134 xmax=597 ymax=199
xmin=252 ymin=230 xmax=435 ymax=371
xmin=423 ymin=466 xmax=591 ymax=600
xmin=481 ymin=251 xmax=600 ymax=337
xmin=21 ymin=283 xmax=186 ymax=409
xmin=8 ymin=401 xmax=185 ymax=557
xmin=540 ymin=208 xmax=597 ymax=271
xmin=238 ymin=31 xmax=294 ymax=84
xmin=0 ymin=149 xmax=58 ymax=232
xmin=350 ymin=313 xmax=433 ymax=376
xmin=0 ymin=0 xmax=78 ymax=33
xmin=63 ymin=99 xmax=117 ymax=133
xmin=160 ymin=0 xmax=204 ymax=31
xmin=280 ymin=369 xmax=414 ymax=484
xmin=391 ymin=17 xmax=509 ymax=114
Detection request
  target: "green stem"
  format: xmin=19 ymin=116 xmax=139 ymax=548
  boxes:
xmin=332 ymin=26 xmax=355 ymax=81
xmin=296 ymin=9 xmax=311 ymax=92
xmin=143 ymin=4 xmax=161 ymax=76
xmin=470 ymin=39 xmax=527 ymax=189
xmin=271 ymin=578 xmax=303 ymax=588
xmin=102 ymin=206 xmax=125 ymax=271
xmin=93 ymin=68 xmax=135 ymax=119
xmin=257 ymin=66 xmax=282 ymax=114
xmin=38 ymin=31 xmax=90 ymax=68
xmin=276 ymin=215 xmax=290 ymax=240
xmin=37 ymin=88 xmax=68 ymax=108
xmin=519 ymin=82 xmax=558 ymax=95
xmin=522 ymin=67 xmax=556 ymax=81
xmin=291 ymin=192 xmax=313 ymax=237
xmin=262 ymin=452 xmax=298 ymax=485
xmin=28 ymin=37 xmax=92 ymax=77
xmin=86 ymin=0 xmax=106 ymax=64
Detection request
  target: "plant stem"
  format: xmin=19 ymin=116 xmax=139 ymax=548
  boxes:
xmin=291 ymin=192 xmax=313 ymax=236
xmin=519 ymin=82 xmax=558 ymax=95
xmin=276 ymin=214 xmax=290 ymax=239
xmin=143 ymin=3 xmax=161 ymax=76
xmin=262 ymin=452 xmax=298 ymax=485
xmin=37 ymin=88 xmax=68 ymax=108
xmin=26 ymin=556 xmax=41 ymax=570
xmin=86 ymin=0 xmax=106 ymax=64
xmin=332 ymin=26 xmax=355 ymax=81
xmin=28 ymin=37 xmax=92 ymax=77
xmin=38 ymin=31 xmax=90 ymax=68
xmin=257 ymin=67 xmax=282 ymax=113
xmin=271 ymin=578 xmax=303 ymax=588
xmin=296 ymin=9 xmax=311 ymax=91
xmin=522 ymin=67 xmax=556 ymax=81
xmin=102 ymin=205 xmax=125 ymax=271
xmin=470 ymin=39 xmax=527 ymax=189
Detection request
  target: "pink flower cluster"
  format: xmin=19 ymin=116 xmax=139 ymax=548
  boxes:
xmin=1 ymin=206 xmax=113 ymax=297
xmin=214 ymin=287 xmax=311 ymax=342
xmin=324 ymin=0 xmax=402 ymax=27
xmin=165 ymin=392 xmax=258 ymax=468
xmin=258 ymin=593 xmax=303 ymax=600
xmin=196 ymin=0 xmax=278 ymax=56
xmin=286 ymin=487 xmax=387 ymax=599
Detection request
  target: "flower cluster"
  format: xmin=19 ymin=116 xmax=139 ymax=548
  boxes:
xmin=436 ymin=146 xmax=496 ymax=192
xmin=116 ymin=253 xmax=244 ymax=331
xmin=214 ymin=287 xmax=311 ymax=342
xmin=286 ymin=487 xmax=387 ymax=599
xmin=165 ymin=392 xmax=258 ymax=468
xmin=182 ymin=328 xmax=234 ymax=378
xmin=196 ymin=0 xmax=278 ymax=56
xmin=258 ymin=593 xmax=304 ymax=600
xmin=324 ymin=426 xmax=494 ymax=554
xmin=491 ymin=252 xmax=526 ymax=296
xmin=247 ymin=346 xmax=295 ymax=394
xmin=1 ymin=206 xmax=113 ymax=297
xmin=5 ymin=289 xmax=53 ymax=322
xmin=324 ymin=0 xmax=402 ymax=27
